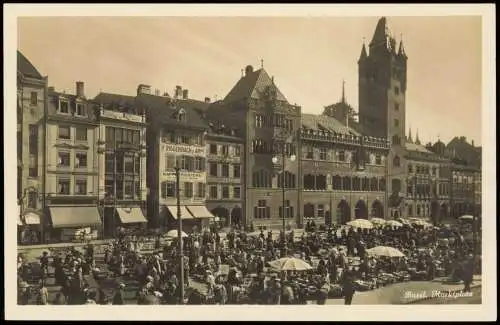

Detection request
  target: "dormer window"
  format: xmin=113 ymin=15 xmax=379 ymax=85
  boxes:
xmin=177 ymin=109 xmax=186 ymax=122
xmin=76 ymin=103 xmax=86 ymax=116
xmin=59 ymin=100 xmax=70 ymax=114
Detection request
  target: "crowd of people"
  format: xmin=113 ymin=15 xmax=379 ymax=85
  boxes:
xmin=17 ymin=219 xmax=479 ymax=305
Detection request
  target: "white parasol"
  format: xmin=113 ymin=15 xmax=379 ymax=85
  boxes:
xmin=459 ymin=215 xmax=474 ymax=221
xmin=267 ymin=257 xmax=313 ymax=271
xmin=165 ymin=230 xmax=188 ymax=238
xmin=366 ymin=246 xmax=406 ymax=258
xmin=386 ymin=220 xmax=403 ymax=228
xmin=411 ymin=219 xmax=432 ymax=228
xmin=370 ymin=218 xmax=386 ymax=226
xmin=346 ymin=219 xmax=374 ymax=229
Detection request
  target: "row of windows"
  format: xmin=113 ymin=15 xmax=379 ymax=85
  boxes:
xmin=208 ymin=185 xmax=241 ymax=200
xmin=209 ymin=144 xmax=241 ymax=156
xmin=255 ymin=114 xmax=293 ymax=130
xmin=253 ymin=200 xmax=294 ymax=219
xmin=105 ymin=153 xmax=141 ymax=175
xmin=408 ymin=205 xmax=432 ymax=218
xmin=162 ymin=132 xmax=203 ymax=146
xmin=252 ymin=140 xmax=296 ymax=155
xmin=408 ymin=164 xmax=438 ymax=175
xmin=303 ymin=148 xmax=383 ymax=165
xmin=209 ymin=163 xmax=241 ymax=178
xmin=57 ymin=151 xmax=88 ymax=168
xmin=104 ymin=179 xmax=141 ymax=199
xmin=161 ymin=182 xmax=205 ymax=199
xmin=251 ymin=170 xmax=386 ymax=191
xmin=56 ymin=178 xmax=89 ymax=195
xmin=57 ymin=99 xmax=87 ymax=116
xmin=304 ymin=175 xmax=386 ymax=191
xmin=165 ymin=154 xmax=205 ymax=172
xmin=106 ymin=127 xmax=141 ymax=147
xmin=29 ymin=125 xmax=39 ymax=177
xmin=58 ymin=125 xmax=88 ymax=141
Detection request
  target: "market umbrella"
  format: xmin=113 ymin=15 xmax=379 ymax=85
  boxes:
xmin=411 ymin=219 xmax=432 ymax=228
xmin=267 ymin=257 xmax=313 ymax=271
xmin=165 ymin=230 xmax=188 ymax=238
xmin=459 ymin=215 xmax=474 ymax=221
xmin=386 ymin=220 xmax=403 ymax=228
xmin=366 ymin=246 xmax=406 ymax=258
xmin=346 ymin=219 xmax=374 ymax=229
xmin=370 ymin=218 xmax=386 ymax=226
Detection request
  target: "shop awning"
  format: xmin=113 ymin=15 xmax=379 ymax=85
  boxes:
xmin=166 ymin=205 xmax=193 ymax=220
xmin=49 ymin=206 xmax=101 ymax=228
xmin=187 ymin=205 xmax=215 ymax=219
xmin=116 ymin=207 xmax=147 ymax=224
xmin=24 ymin=211 xmax=41 ymax=225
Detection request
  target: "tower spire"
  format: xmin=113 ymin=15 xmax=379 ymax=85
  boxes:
xmin=341 ymin=79 xmax=346 ymax=103
xmin=398 ymin=33 xmax=407 ymax=58
xmin=359 ymin=38 xmax=368 ymax=62
xmin=415 ymin=129 xmax=421 ymax=145
xmin=260 ymin=59 xmax=264 ymax=69
xmin=408 ymin=127 xmax=413 ymax=143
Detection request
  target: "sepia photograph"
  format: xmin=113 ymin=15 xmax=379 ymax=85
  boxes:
xmin=4 ymin=3 xmax=496 ymax=322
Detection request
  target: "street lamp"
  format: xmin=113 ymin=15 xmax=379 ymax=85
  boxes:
xmin=272 ymin=152 xmax=296 ymax=236
xmin=174 ymin=164 xmax=185 ymax=304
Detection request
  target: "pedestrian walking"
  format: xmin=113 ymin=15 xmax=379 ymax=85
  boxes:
xmin=342 ymin=267 xmax=356 ymax=305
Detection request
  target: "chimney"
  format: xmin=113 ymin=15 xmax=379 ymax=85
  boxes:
xmin=182 ymin=89 xmax=188 ymax=99
xmin=471 ymin=140 xmax=475 ymax=147
xmin=137 ymin=84 xmax=151 ymax=95
xmin=175 ymin=85 xmax=182 ymax=98
xmin=245 ymin=65 xmax=254 ymax=76
xmin=204 ymin=97 xmax=211 ymax=103
xmin=76 ymin=81 xmax=85 ymax=98
xmin=48 ymin=86 xmax=55 ymax=92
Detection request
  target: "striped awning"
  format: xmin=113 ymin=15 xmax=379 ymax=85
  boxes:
xmin=187 ymin=205 xmax=215 ymax=219
xmin=166 ymin=205 xmax=193 ymax=220
xmin=49 ymin=206 xmax=101 ymax=228
xmin=116 ymin=207 xmax=147 ymax=224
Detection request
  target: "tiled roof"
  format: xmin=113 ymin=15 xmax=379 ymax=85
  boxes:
xmin=136 ymin=93 xmax=208 ymax=130
xmin=94 ymin=92 xmax=136 ymax=112
xmin=223 ymin=68 xmax=288 ymax=103
xmin=405 ymin=142 xmax=433 ymax=154
xmin=17 ymin=51 xmax=43 ymax=79
xmin=301 ymin=113 xmax=360 ymax=136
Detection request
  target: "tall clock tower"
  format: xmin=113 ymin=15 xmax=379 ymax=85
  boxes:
xmin=358 ymin=17 xmax=408 ymax=218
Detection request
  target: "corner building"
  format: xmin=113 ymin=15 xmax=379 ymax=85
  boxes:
xmin=208 ymin=65 xmax=302 ymax=230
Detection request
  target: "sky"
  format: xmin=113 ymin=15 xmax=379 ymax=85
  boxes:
xmin=17 ymin=16 xmax=482 ymax=146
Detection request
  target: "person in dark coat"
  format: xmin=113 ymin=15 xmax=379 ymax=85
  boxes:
xmin=341 ymin=267 xmax=356 ymax=305
xmin=462 ymin=255 xmax=474 ymax=292
xmin=112 ymin=283 xmax=126 ymax=305
xmin=53 ymin=292 xmax=67 ymax=305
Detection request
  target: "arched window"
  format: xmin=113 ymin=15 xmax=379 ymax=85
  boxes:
xmin=252 ymin=170 xmax=271 ymax=188
xmin=177 ymin=109 xmax=186 ymax=122
xmin=379 ymin=178 xmax=386 ymax=191
xmin=316 ymin=175 xmax=327 ymax=190
xmin=332 ymin=175 xmax=342 ymax=190
xmin=370 ymin=177 xmax=378 ymax=191
xmin=352 ymin=177 xmax=361 ymax=191
xmin=278 ymin=171 xmax=296 ymax=189
xmin=362 ymin=177 xmax=370 ymax=191
xmin=303 ymin=174 xmax=315 ymax=190
xmin=392 ymin=134 xmax=401 ymax=145
xmin=303 ymin=203 xmax=315 ymax=218
xmin=342 ymin=176 xmax=352 ymax=191
xmin=393 ymin=155 xmax=401 ymax=167
xmin=392 ymin=178 xmax=402 ymax=193
xmin=407 ymin=179 xmax=414 ymax=196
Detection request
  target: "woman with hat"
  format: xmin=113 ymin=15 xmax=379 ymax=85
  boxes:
xmin=18 ymin=281 xmax=31 ymax=305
